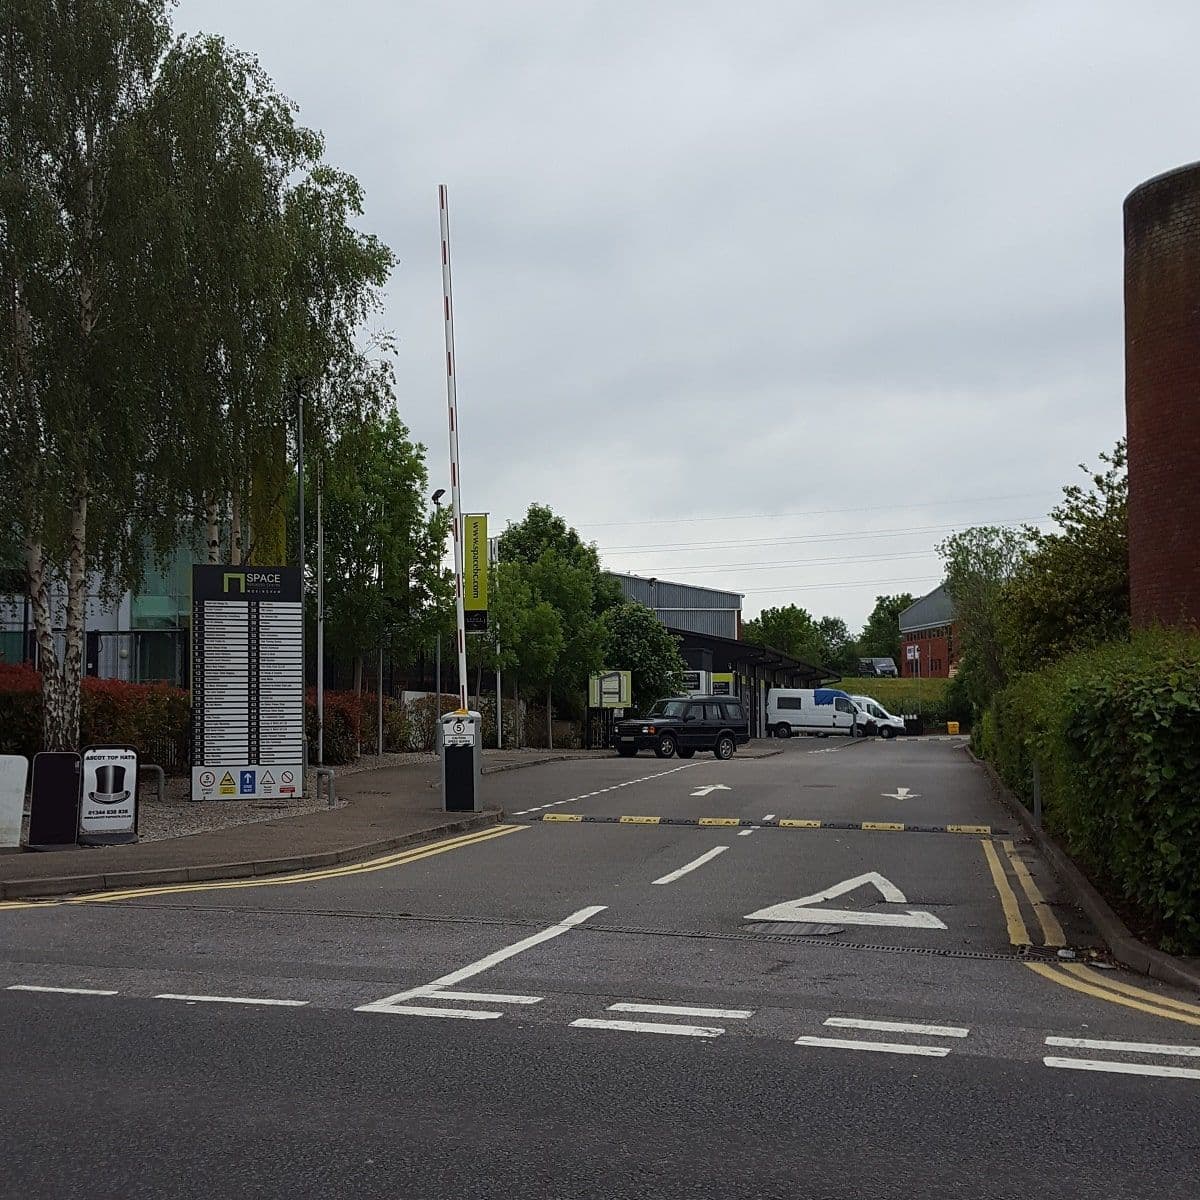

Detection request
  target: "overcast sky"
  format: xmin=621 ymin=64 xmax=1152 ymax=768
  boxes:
xmin=176 ymin=0 xmax=1198 ymax=629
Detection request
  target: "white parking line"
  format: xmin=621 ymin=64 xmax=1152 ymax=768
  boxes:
xmin=1045 ymin=1037 xmax=1200 ymax=1057
xmin=609 ymin=1002 xmax=753 ymax=1019
xmin=826 ymin=1017 xmax=969 ymax=1038
xmin=1044 ymin=1056 xmax=1200 ymax=1080
xmin=7 ymin=984 xmax=119 ymax=996
xmin=154 ymin=994 xmax=309 ymax=1007
xmin=357 ymin=904 xmax=606 ymax=1012
xmin=795 ymin=1036 xmax=950 ymax=1058
xmin=571 ymin=1018 xmax=723 ymax=1038
xmin=651 ymin=846 xmax=729 ymax=885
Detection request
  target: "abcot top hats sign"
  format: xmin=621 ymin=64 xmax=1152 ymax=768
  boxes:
xmin=190 ymin=565 xmax=304 ymax=802
xmin=79 ymin=745 xmax=139 ymax=844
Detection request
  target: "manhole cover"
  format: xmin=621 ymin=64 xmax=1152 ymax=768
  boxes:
xmin=743 ymin=921 xmax=844 ymax=936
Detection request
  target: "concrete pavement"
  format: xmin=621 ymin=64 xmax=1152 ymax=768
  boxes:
xmin=2 ymin=737 xmax=1198 ymax=1198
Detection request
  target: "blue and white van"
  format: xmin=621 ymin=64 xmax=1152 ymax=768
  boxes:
xmin=766 ymin=688 xmax=860 ymax=738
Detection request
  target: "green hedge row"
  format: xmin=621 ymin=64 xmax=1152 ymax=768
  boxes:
xmin=978 ymin=630 xmax=1200 ymax=954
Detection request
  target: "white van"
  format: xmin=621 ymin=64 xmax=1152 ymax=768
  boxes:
xmin=850 ymin=695 xmax=905 ymax=740
xmin=766 ymin=688 xmax=861 ymax=738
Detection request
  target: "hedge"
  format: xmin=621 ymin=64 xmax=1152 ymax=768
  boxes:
xmin=978 ymin=629 xmax=1200 ymax=954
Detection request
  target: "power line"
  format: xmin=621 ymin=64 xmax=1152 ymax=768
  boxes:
xmin=600 ymin=517 xmax=1048 ymax=556
xmin=740 ymin=575 xmax=943 ymax=595
xmin=623 ymin=549 xmax=937 ymax=575
xmin=577 ymin=492 xmax=1051 ymax=530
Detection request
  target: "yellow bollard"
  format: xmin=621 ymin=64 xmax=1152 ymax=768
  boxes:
xmin=947 ymin=721 xmax=960 ymax=735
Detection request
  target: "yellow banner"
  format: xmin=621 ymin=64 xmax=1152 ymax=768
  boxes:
xmin=464 ymin=514 xmax=488 ymax=623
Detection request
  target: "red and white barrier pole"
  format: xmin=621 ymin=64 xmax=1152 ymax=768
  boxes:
xmin=438 ymin=184 xmax=470 ymax=712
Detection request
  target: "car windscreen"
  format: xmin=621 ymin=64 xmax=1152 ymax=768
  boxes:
xmin=646 ymin=700 xmax=688 ymax=718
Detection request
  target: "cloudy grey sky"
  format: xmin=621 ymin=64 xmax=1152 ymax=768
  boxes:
xmin=176 ymin=0 xmax=1197 ymax=629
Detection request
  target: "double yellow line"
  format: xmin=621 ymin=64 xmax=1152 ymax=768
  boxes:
xmin=980 ymin=837 xmax=1200 ymax=1027
xmin=0 ymin=823 xmax=523 ymax=911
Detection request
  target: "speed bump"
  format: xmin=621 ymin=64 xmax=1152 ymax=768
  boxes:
xmin=533 ymin=814 xmax=996 ymax=836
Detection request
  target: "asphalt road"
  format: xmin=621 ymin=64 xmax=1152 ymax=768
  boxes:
xmin=3 ymin=736 xmax=1199 ymax=1199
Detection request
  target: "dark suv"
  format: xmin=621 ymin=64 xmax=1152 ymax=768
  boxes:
xmin=614 ymin=696 xmax=750 ymax=760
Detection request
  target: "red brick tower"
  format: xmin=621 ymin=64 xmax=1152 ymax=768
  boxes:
xmin=1124 ymin=163 xmax=1200 ymax=629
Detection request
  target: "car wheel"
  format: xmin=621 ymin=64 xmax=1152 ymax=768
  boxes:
xmin=617 ymin=745 xmax=638 ymax=757
xmin=879 ymin=726 xmax=895 ymax=740
xmin=775 ymin=723 xmax=792 ymax=739
xmin=714 ymin=734 xmax=735 ymax=760
xmin=655 ymin=735 xmax=677 ymax=759
xmin=677 ymin=748 xmax=696 ymax=759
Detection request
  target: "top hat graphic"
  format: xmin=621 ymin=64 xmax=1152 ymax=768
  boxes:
xmin=90 ymin=763 xmax=130 ymax=805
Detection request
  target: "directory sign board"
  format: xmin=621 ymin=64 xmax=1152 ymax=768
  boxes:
xmin=78 ymin=745 xmax=139 ymax=845
xmin=191 ymin=566 xmax=304 ymax=802
xmin=588 ymin=670 xmax=632 ymax=709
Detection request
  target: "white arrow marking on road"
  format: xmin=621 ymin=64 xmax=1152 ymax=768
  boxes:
xmin=690 ymin=784 xmax=733 ymax=797
xmin=744 ymin=871 xmax=947 ymax=930
xmin=881 ymin=787 xmax=921 ymax=800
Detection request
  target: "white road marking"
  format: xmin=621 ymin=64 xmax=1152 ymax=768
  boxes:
xmin=796 ymin=1036 xmax=950 ymax=1057
xmin=609 ymin=1002 xmax=753 ymax=1019
xmin=762 ymin=813 xmax=776 ymax=821
xmin=154 ymin=993 xmax=309 ymax=1007
xmin=372 ymin=1005 xmax=503 ymax=1020
xmin=435 ymin=990 xmax=543 ymax=1005
xmin=651 ymin=846 xmax=729 ymax=885
xmin=825 ymin=1017 xmax=969 ymax=1038
xmin=1044 ymin=1056 xmax=1200 ymax=1080
xmin=356 ymin=904 xmax=607 ymax=1012
xmin=1045 ymin=1037 xmax=1200 ymax=1057
xmin=691 ymin=784 xmax=732 ymax=797
xmin=571 ymin=1018 xmax=723 ymax=1038
xmin=881 ymin=787 xmax=921 ymax=800
xmin=7 ymin=984 xmax=119 ymax=996
xmin=737 ymin=829 xmax=755 ymax=836
xmin=745 ymin=871 xmax=947 ymax=930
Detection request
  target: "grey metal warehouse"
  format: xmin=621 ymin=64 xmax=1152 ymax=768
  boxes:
xmin=606 ymin=572 xmax=835 ymax=737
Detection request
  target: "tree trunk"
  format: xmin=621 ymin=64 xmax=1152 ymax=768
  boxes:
xmin=353 ymin=654 xmax=364 ymax=756
xmin=229 ymin=482 xmax=243 ymax=566
xmin=58 ymin=485 xmax=88 ymax=750
xmin=26 ymin=537 xmax=60 ymax=746
xmin=546 ymin=682 xmax=553 ymax=750
xmin=514 ymin=673 xmax=521 ymax=749
xmin=205 ymin=497 xmax=221 ymax=564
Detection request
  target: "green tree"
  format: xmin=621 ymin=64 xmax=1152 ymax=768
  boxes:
xmin=816 ymin=615 xmax=858 ymax=676
xmin=939 ymin=526 xmax=1030 ymax=708
xmin=1001 ymin=442 xmax=1129 ymax=674
xmin=312 ymin=406 xmax=449 ymax=695
xmin=599 ymin=602 xmax=686 ymax=713
xmin=744 ymin=604 xmax=825 ymax=664
xmin=857 ymin=594 xmax=915 ymax=664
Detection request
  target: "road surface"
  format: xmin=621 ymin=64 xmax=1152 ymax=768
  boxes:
xmin=2 ymin=737 xmax=1198 ymax=1199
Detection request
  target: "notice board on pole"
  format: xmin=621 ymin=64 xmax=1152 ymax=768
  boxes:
xmin=191 ymin=566 xmax=304 ymax=802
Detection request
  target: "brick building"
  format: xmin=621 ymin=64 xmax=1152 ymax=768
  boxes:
xmin=897 ymin=584 xmax=959 ymax=678
xmin=1124 ymin=162 xmax=1200 ymax=629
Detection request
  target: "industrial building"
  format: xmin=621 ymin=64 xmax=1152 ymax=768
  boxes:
xmin=606 ymin=572 xmax=834 ymax=736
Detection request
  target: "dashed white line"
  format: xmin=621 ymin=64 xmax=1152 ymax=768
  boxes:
xmin=762 ymin=813 xmax=776 ymax=821
xmin=825 ymin=1017 xmax=970 ymax=1038
xmin=1045 ymin=1037 xmax=1200 ymax=1057
xmin=651 ymin=846 xmax=729 ymax=885
xmin=1044 ymin=1056 xmax=1200 ymax=1080
xmin=154 ymin=993 xmax=309 ymax=1007
xmin=571 ymin=1018 xmax=723 ymax=1038
xmin=375 ymin=1005 xmax=503 ymax=1020
xmin=609 ymin=1002 xmax=753 ymax=1020
xmin=737 ymin=829 xmax=755 ymax=837
xmin=7 ymin=984 xmax=119 ymax=996
xmin=795 ymin=1036 xmax=951 ymax=1058
xmin=435 ymin=990 xmax=542 ymax=1005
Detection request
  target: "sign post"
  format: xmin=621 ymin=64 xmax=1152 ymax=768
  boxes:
xmin=464 ymin=513 xmax=489 ymax=633
xmin=78 ymin=745 xmax=139 ymax=845
xmin=190 ymin=565 xmax=304 ymax=802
